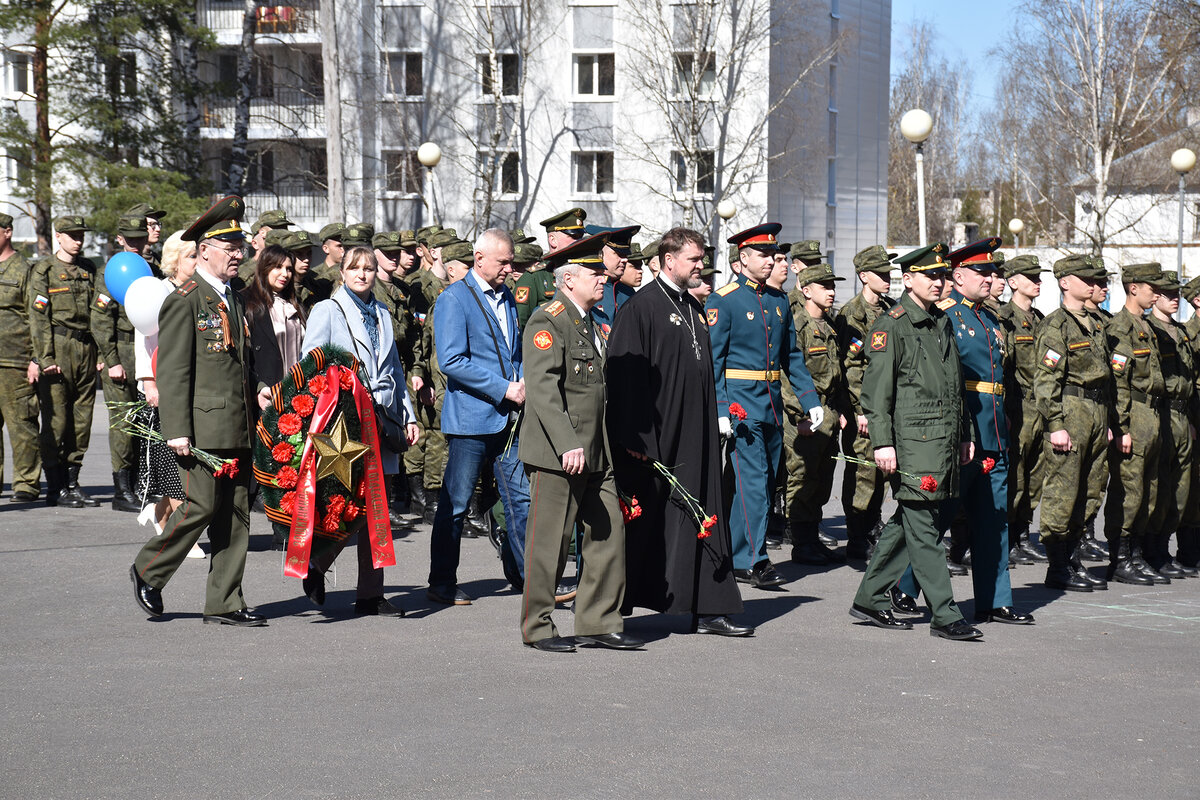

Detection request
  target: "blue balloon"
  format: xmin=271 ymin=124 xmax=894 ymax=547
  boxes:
xmin=103 ymin=252 xmax=153 ymax=305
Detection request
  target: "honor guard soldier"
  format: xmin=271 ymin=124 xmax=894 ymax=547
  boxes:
xmin=30 ymin=216 xmax=101 ymax=508
xmin=93 ymin=214 xmax=151 ymax=512
xmin=519 ymin=233 xmax=642 ymax=652
xmin=1104 ymin=262 xmax=1170 ymax=585
xmin=130 ymin=195 xmax=265 ymax=627
xmin=835 ymin=245 xmax=896 ymax=561
xmin=1033 ymin=254 xmax=1113 ymax=592
xmin=708 ymin=223 xmax=820 ymax=588
xmin=783 ymin=260 xmax=850 ymax=564
xmin=0 ymin=212 xmax=42 ymax=502
xmin=514 ymin=208 xmax=586 ymax=327
xmin=584 ymin=224 xmax=640 ymax=328
xmin=1146 ymin=270 xmax=1200 ymax=578
xmin=849 ymin=242 xmax=982 ymax=641
xmin=239 ymin=209 xmax=292 ymax=288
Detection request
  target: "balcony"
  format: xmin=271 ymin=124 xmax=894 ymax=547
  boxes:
xmin=198 ymin=0 xmax=319 ymax=36
xmin=244 ymin=187 xmax=328 ymax=226
xmin=201 ymin=88 xmax=325 ymax=135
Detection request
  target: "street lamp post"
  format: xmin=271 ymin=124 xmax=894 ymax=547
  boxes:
xmin=900 ymin=109 xmax=934 ymax=247
xmin=1008 ymin=217 xmax=1025 ymax=255
xmin=716 ymin=200 xmax=736 ymax=286
xmin=1171 ymin=147 xmax=1196 ymax=276
xmin=417 ymin=141 xmax=443 ymax=224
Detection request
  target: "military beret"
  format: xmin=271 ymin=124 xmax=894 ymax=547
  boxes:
xmin=510 ymin=228 xmax=537 ymax=244
xmin=440 ymin=239 xmax=475 ymax=265
xmin=544 ymin=232 xmax=607 ymax=269
xmin=1052 ymin=254 xmax=1096 ymax=279
xmin=319 ymin=222 xmax=347 ymax=242
xmin=949 ymin=237 xmax=1003 ymax=270
xmin=797 ymin=263 xmax=845 ymax=287
xmin=894 ymin=242 xmax=949 ymax=273
xmin=371 ymin=231 xmax=404 ymax=251
xmin=53 ymin=215 xmax=91 ymax=233
xmin=514 ymin=241 xmax=543 ymax=263
xmin=788 ymin=240 xmax=823 ymax=265
xmin=1182 ymin=275 xmax=1200 ymax=302
xmin=852 ymin=245 xmax=896 ymax=274
xmin=1158 ymin=270 xmax=1182 ymax=291
xmin=342 ymin=223 xmax=374 ymax=248
xmin=181 ymin=196 xmax=246 ymax=243
xmin=728 ymin=222 xmax=782 ymax=252
xmin=399 ymin=230 xmax=418 ymax=247
xmin=1004 ymin=254 xmax=1046 ymax=278
xmin=641 ymin=239 xmax=660 ymax=261
xmin=0 ymin=213 xmax=12 ymax=229
xmin=1121 ymin=261 xmax=1164 ymax=286
xmin=124 ymin=202 xmax=165 ymax=220
xmin=540 ymin=207 xmax=586 ymax=234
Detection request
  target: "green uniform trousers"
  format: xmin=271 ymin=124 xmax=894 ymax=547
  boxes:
xmin=0 ymin=366 xmax=42 ymax=496
xmin=402 ymin=389 xmax=427 ymax=477
xmin=840 ymin=424 xmax=887 ymax=524
xmin=1150 ymin=408 xmax=1191 ymax=535
xmin=101 ymin=339 xmax=138 ymax=472
xmin=38 ymin=334 xmax=97 ymax=470
xmin=520 ymin=466 xmax=625 ymax=643
xmin=1103 ymin=402 xmax=1162 ymax=543
xmin=853 ymin=499 xmax=963 ymax=627
xmin=134 ymin=449 xmax=251 ymax=615
xmin=1039 ymin=396 xmax=1108 ymax=541
xmin=1007 ymin=402 xmax=1046 ymax=529
xmin=784 ymin=410 xmax=838 ymax=525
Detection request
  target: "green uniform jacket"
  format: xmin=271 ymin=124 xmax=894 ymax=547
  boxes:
xmin=373 ymin=278 xmax=415 ymax=366
xmin=0 ymin=252 xmax=34 ymax=367
xmin=410 ymin=297 xmax=446 ymax=411
xmin=1105 ymin=307 xmax=1164 ymax=436
xmin=1148 ymin=314 xmax=1200 ymax=416
xmin=835 ymin=291 xmax=894 ymax=418
xmin=513 ymin=267 xmax=556 ymax=329
xmin=1033 ymin=308 xmax=1114 ymax=433
xmin=861 ymin=291 xmax=967 ymax=502
xmin=156 ymin=277 xmax=254 ymax=450
xmin=403 ymin=268 xmax=445 ymax=324
xmin=518 ymin=298 xmax=610 ymax=471
xmin=997 ymin=301 xmax=1043 ymax=396
xmin=787 ymin=302 xmax=849 ymax=421
xmin=90 ymin=261 xmax=136 ymax=368
xmin=29 ymin=255 xmax=98 ymax=369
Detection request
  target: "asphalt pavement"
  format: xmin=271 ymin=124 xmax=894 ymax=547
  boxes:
xmin=1 ymin=406 xmax=1197 ymax=799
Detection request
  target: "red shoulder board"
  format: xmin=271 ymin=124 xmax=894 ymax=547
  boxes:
xmin=888 ymin=305 xmax=906 ymax=319
xmin=176 ymin=280 xmax=197 ymax=295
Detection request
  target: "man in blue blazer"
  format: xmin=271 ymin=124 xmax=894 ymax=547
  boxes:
xmin=429 ymin=228 xmax=530 ymax=605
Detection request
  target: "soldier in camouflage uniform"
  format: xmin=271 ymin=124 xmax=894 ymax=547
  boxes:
xmin=0 ymin=213 xmax=41 ymax=501
xmin=280 ymin=231 xmax=324 ymax=315
xmin=1146 ymin=270 xmax=1200 ymax=578
xmin=1080 ymin=258 xmax=1115 ymax=560
xmin=93 ymin=214 xmax=149 ymax=512
xmin=238 ymin=209 xmax=292 ymax=289
xmin=124 ymin=203 xmax=165 ymax=274
xmin=1177 ymin=275 xmax=1200 ymax=570
xmin=1032 ymin=254 xmax=1113 ymax=592
xmin=835 ymin=245 xmax=896 ymax=560
xmin=312 ymin=222 xmax=346 ymax=299
xmin=401 ymin=232 xmax=449 ymax=507
xmin=29 ymin=217 xmax=102 ymax=508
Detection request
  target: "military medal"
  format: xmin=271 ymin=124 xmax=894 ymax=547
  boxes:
xmin=746 ymin=312 xmax=755 ymax=321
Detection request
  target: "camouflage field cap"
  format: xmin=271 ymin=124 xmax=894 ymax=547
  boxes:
xmin=125 ymin=202 xmax=165 ymax=221
xmin=510 ymin=228 xmax=537 ymax=244
xmin=399 ymin=230 xmax=418 ymax=247
xmin=1053 ymin=254 xmax=1095 ymax=279
xmin=54 ymin=216 xmax=91 ymax=233
xmin=852 ymin=245 xmax=896 ymax=274
xmin=319 ymin=222 xmax=347 ymax=242
xmin=429 ymin=228 xmax=460 ymax=249
xmin=440 ymin=239 xmax=475 ymax=265
xmin=118 ymin=215 xmax=148 ymax=238
xmin=1121 ymin=261 xmax=1165 ymax=287
xmin=372 ymin=231 xmax=404 ymax=251
xmin=641 ymin=239 xmax=660 ymax=261
xmin=797 ymin=263 xmax=845 ymax=287
xmin=252 ymin=209 xmax=292 ymax=234
xmin=1004 ymin=254 xmax=1046 ymax=278
xmin=788 ymin=240 xmax=823 ymax=265
xmin=0 ymin=213 xmax=12 ymax=229
xmin=1158 ymin=269 xmax=1182 ymax=292
xmin=514 ymin=241 xmax=544 ymax=263
xmin=342 ymin=223 xmax=375 ymax=248
xmin=1182 ymin=274 xmax=1200 ymax=302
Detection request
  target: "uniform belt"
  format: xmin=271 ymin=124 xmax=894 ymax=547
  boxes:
xmin=1062 ymin=385 xmax=1106 ymax=403
xmin=725 ymin=369 xmax=782 ymax=381
xmin=964 ymin=380 xmax=1003 ymax=396
xmin=1169 ymin=396 xmax=1189 ymax=412
xmin=116 ymin=330 xmax=135 ymax=343
xmin=1130 ymin=389 xmax=1164 ymax=410
xmin=51 ymin=325 xmax=92 ymax=343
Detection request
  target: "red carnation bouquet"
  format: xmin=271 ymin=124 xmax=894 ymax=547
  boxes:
xmin=650 ymin=460 xmax=720 ymax=540
xmin=114 ymin=403 xmax=240 ymax=479
xmin=834 ymin=454 xmax=938 ymax=495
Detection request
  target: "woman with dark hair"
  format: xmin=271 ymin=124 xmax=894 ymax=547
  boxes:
xmin=243 ymin=244 xmax=307 ymax=394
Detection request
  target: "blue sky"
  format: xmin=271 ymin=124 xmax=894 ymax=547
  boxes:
xmin=890 ymin=0 xmax=1021 ymax=111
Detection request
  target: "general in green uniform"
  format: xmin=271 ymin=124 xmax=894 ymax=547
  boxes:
xmin=0 ymin=213 xmax=41 ymax=501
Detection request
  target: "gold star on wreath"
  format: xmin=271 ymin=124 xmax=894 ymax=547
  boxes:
xmin=310 ymin=414 xmax=370 ymax=491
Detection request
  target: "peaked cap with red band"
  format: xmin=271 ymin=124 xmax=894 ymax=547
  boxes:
xmin=948 ymin=237 xmax=1003 ymax=270
xmin=728 ymin=222 xmax=783 ymax=253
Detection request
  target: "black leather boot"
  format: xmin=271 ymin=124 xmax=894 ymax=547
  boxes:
xmin=1107 ymin=537 xmax=1153 ymax=585
xmin=59 ymin=465 xmax=98 ymax=508
xmin=111 ymin=469 xmax=141 ymax=513
xmin=44 ymin=464 xmax=62 ymax=507
xmin=406 ymin=474 xmax=425 ymax=517
xmin=1044 ymin=539 xmax=1092 ymax=592
xmin=845 ymin=512 xmax=871 ymax=561
xmin=1017 ymin=527 xmax=1048 ymax=562
xmin=1069 ymin=545 xmax=1107 ymax=589
xmin=422 ymin=488 xmax=438 ymax=526
xmin=948 ymin=515 xmax=971 ymax=567
xmin=790 ymin=521 xmax=843 ymax=565
xmin=1081 ymin=517 xmax=1108 ymax=560
xmin=1131 ymin=536 xmax=1170 ymax=584
xmin=1177 ymin=526 xmax=1200 ymax=569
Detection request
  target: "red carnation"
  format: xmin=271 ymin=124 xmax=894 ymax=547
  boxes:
xmin=356 ymin=480 xmax=367 ymax=499
xmin=272 ymin=442 xmax=295 ymax=464
xmin=338 ymin=369 xmax=354 ymax=390
xmin=307 ymin=374 xmax=328 ymax=396
xmin=278 ymin=413 xmax=302 ymax=436
xmin=275 ymin=466 xmax=299 ymax=489
xmin=326 ymin=495 xmax=347 ymax=518
xmin=728 ymin=403 xmax=748 ymax=421
xmin=279 ymin=490 xmax=297 ymax=515
xmin=697 ymin=529 xmax=712 ymax=540
xmin=919 ymin=475 xmax=938 ymax=492
xmin=702 ymin=514 xmax=717 ymax=531
xmin=291 ymin=394 xmax=315 ymax=416
xmin=214 ymin=458 xmax=239 ymax=479
xmin=981 ymin=457 xmax=996 ymax=475
xmin=343 ymin=502 xmax=360 ymax=521
xmin=620 ymin=498 xmax=642 ymax=523
xmin=321 ymin=512 xmax=341 ymax=533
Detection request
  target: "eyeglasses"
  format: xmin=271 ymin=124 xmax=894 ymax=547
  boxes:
xmin=146 ymin=220 xmax=162 ymax=229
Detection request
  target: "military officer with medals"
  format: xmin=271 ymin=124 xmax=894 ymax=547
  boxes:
xmin=130 ymin=196 xmax=266 ymax=627
xmin=707 ymin=223 xmax=821 ymax=588
xmin=0 ymin=212 xmax=41 ymax=502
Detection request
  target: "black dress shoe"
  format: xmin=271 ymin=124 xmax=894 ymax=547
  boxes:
xmin=354 ymin=596 xmax=405 ymax=617
xmin=750 ymin=560 xmax=787 ymax=588
xmin=1009 ymin=546 xmax=1035 ymax=566
xmin=888 ymin=586 xmax=920 ymax=616
xmin=930 ymin=619 xmax=983 ymax=640
xmin=526 ymin=636 xmax=576 ymax=653
xmin=10 ymin=491 xmax=38 ymax=503
xmin=203 ymin=609 xmax=267 ymax=627
xmin=849 ymin=603 xmax=912 ymax=630
xmin=427 ymin=585 xmax=473 ymax=605
xmin=302 ymin=567 xmax=326 ymax=606
xmin=818 ymin=530 xmax=839 ymax=548
xmin=575 ymin=632 xmax=644 ymax=650
xmin=790 ymin=539 xmax=842 ymax=565
xmin=130 ymin=565 xmax=163 ymax=617
xmin=975 ymin=607 xmax=1035 ymax=625
xmin=733 ymin=568 xmax=754 ymax=584
xmin=946 ymin=558 xmax=969 ymax=577
xmin=765 ymin=533 xmax=783 ymax=550
xmin=694 ymin=615 xmax=755 ymax=637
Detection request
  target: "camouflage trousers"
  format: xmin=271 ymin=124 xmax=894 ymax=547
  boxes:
xmin=1006 ymin=398 xmax=1045 ymax=530
xmin=1149 ymin=406 xmax=1191 ymax=536
xmin=783 ymin=405 xmax=839 ymax=525
xmin=0 ymin=366 xmax=42 ymax=496
xmin=100 ymin=339 xmax=138 ymax=472
xmin=1039 ymin=395 xmax=1108 ymax=542
xmin=840 ymin=421 xmax=887 ymax=524
xmin=1103 ymin=402 xmax=1162 ymax=544
xmin=38 ymin=335 xmax=97 ymax=470
xmin=403 ymin=393 xmax=447 ymax=491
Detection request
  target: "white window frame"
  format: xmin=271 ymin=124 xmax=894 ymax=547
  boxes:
xmin=572 ymin=151 xmax=615 ymax=197
xmin=571 ymin=52 xmax=615 ymax=100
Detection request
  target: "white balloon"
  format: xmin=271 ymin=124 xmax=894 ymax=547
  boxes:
xmin=124 ymin=276 xmax=171 ymax=336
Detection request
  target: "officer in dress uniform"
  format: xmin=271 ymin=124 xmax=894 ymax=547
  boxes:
xmin=514 ymin=209 xmax=586 ymax=328
xmin=585 ymin=224 xmax=640 ymax=329
xmin=707 ymin=223 xmax=821 ymax=588
xmin=130 ymin=195 xmax=266 ymax=627
xmin=0 ymin=213 xmax=41 ymax=501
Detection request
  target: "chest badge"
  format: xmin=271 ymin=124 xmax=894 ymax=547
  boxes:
xmin=746 ymin=312 xmax=755 ymax=321
xmin=669 ymin=312 xmax=683 ymax=326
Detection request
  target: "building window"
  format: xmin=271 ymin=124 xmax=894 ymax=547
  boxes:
xmin=384 ymin=151 xmax=423 ymax=194
xmin=673 ymin=51 xmax=715 ymax=98
xmin=105 ymin=53 xmax=137 ymax=97
xmin=573 ymin=151 xmax=614 ymax=194
xmin=9 ymin=52 xmax=31 ymax=95
xmin=252 ymin=56 xmax=274 ymax=99
xmin=479 ymin=151 xmax=520 ymax=194
xmin=673 ymin=150 xmax=715 ymax=194
xmin=384 ymin=52 xmax=423 ymax=97
xmin=6 ymin=153 xmax=31 ymax=186
xmin=573 ymin=53 xmax=614 ymax=97
xmin=478 ymin=53 xmax=519 ymax=96
xmin=221 ymin=148 xmax=274 ymax=193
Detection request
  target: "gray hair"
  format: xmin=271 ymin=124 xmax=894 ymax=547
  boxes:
xmin=473 ymin=227 xmax=514 ymax=255
xmin=553 ymin=262 xmax=582 ymax=289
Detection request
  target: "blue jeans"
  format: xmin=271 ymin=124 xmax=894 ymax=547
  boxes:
xmin=428 ymin=430 xmax=529 ymax=590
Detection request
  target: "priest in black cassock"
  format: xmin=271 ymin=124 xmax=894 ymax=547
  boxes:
xmin=606 ymin=227 xmax=753 ymax=637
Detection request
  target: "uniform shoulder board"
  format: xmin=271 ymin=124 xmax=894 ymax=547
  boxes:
xmin=545 ymin=300 xmax=565 ymax=317
xmin=888 ymin=305 xmax=906 ymax=319
xmin=935 ymin=298 xmax=956 ymax=310
xmin=176 ymin=280 xmax=197 ymax=295
xmin=715 ymin=282 xmax=739 ymax=296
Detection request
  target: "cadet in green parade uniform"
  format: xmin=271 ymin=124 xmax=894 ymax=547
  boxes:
xmin=849 ymin=242 xmax=981 ymax=641
xmin=1103 ymin=262 xmax=1172 ymax=585
xmin=782 ymin=261 xmax=850 ymax=563
xmin=997 ymin=255 xmax=1051 ymax=564
xmin=29 ymin=216 xmax=102 ymax=508
xmin=1146 ymin=270 xmax=1200 ymax=578
xmin=1033 ymin=255 xmax=1114 ymax=591
xmin=237 ymin=209 xmax=292 ymax=289
xmin=1177 ymin=275 xmax=1200 ymax=570
xmin=835 ymin=245 xmax=896 ymax=561
xmin=0 ymin=213 xmax=42 ymax=501
xmin=514 ymin=208 xmax=586 ymax=328
xmin=92 ymin=213 xmax=149 ymax=513
xmin=130 ymin=195 xmax=266 ymax=627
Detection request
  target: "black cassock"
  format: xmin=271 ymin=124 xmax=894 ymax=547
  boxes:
xmin=606 ymin=276 xmax=743 ymax=617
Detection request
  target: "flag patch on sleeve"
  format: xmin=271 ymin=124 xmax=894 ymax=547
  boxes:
xmin=1042 ymin=349 xmax=1061 ymax=368
xmin=1111 ymin=353 xmax=1128 ymax=372
xmin=849 ymin=336 xmax=863 ymax=354
xmin=33 ymin=294 xmax=48 ymax=311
